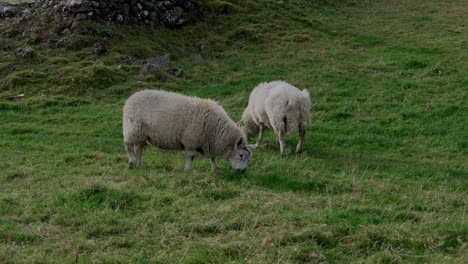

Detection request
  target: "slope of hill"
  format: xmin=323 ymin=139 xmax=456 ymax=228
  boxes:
xmin=0 ymin=0 xmax=467 ymax=262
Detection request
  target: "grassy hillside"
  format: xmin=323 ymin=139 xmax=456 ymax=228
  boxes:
xmin=1 ymin=0 xmax=467 ymax=263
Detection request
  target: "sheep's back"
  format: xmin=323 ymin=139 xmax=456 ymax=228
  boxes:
xmin=248 ymin=81 xmax=310 ymax=132
xmin=123 ymin=90 xmax=197 ymax=149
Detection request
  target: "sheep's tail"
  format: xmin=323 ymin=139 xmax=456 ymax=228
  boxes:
xmin=300 ymin=89 xmax=311 ymax=128
xmin=285 ymin=89 xmax=311 ymax=135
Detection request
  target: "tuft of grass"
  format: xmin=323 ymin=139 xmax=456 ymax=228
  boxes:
xmin=0 ymin=0 xmax=467 ymax=262
xmin=0 ymin=70 xmax=46 ymax=91
xmin=0 ymin=226 xmax=37 ymax=245
xmin=54 ymin=185 xmax=144 ymax=213
xmin=354 ymin=35 xmax=385 ymax=48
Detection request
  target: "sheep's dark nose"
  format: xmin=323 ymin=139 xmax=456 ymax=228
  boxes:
xmin=236 ymin=168 xmax=246 ymax=173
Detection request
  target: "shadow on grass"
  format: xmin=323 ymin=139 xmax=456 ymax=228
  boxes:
xmin=218 ymin=140 xmax=465 ymax=195
xmin=256 ymin=174 xmax=348 ymax=193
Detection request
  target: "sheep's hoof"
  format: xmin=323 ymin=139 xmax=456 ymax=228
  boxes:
xmin=129 ymin=162 xmax=136 ymax=168
xmin=281 ymin=152 xmax=288 ymax=158
xmin=295 ymin=149 xmax=303 ymax=154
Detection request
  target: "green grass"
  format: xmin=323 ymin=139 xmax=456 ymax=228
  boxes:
xmin=1 ymin=0 xmax=467 ymax=263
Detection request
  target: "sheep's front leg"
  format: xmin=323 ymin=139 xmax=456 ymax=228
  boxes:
xmin=125 ymin=142 xmax=137 ymax=168
xmin=295 ymin=125 xmax=306 ymax=153
xmin=210 ymin=157 xmax=219 ymax=171
xmin=255 ymin=125 xmax=264 ymax=147
xmin=133 ymin=142 xmax=146 ymax=167
xmin=185 ymin=151 xmax=196 ymax=172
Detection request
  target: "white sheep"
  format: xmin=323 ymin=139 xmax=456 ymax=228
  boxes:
xmin=123 ymin=90 xmax=256 ymax=172
xmin=238 ymin=81 xmax=311 ymax=157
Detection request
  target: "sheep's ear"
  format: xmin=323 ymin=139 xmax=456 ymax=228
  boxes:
xmin=246 ymin=144 xmax=257 ymax=151
xmin=235 ymin=137 xmax=244 ymax=149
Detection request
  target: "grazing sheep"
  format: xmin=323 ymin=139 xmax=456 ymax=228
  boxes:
xmin=123 ymin=90 xmax=256 ymax=172
xmin=238 ymin=81 xmax=311 ymax=157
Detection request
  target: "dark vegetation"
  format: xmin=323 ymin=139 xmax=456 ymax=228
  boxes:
xmin=0 ymin=0 xmax=467 ymax=262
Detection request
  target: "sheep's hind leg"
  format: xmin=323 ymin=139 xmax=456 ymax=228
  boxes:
xmin=273 ymin=117 xmax=287 ymax=157
xmin=278 ymin=129 xmax=287 ymax=157
xmin=133 ymin=142 xmax=146 ymax=167
xmin=125 ymin=142 xmax=138 ymax=168
xmin=185 ymin=151 xmax=196 ymax=172
xmin=295 ymin=124 xmax=306 ymax=153
xmin=210 ymin=158 xmax=219 ymax=171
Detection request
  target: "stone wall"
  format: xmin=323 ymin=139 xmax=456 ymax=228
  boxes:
xmin=0 ymin=0 xmax=194 ymax=26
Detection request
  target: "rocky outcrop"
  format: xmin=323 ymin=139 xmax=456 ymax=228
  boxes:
xmin=0 ymin=1 xmax=34 ymax=18
xmin=141 ymin=54 xmax=170 ymax=73
xmin=15 ymin=47 xmax=35 ymax=58
xmin=140 ymin=54 xmax=182 ymax=76
xmin=0 ymin=0 xmax=193 ymax=27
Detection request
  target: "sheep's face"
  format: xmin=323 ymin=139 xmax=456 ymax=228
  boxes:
xmin=228 ymin=137 xmax=256 ymax=172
